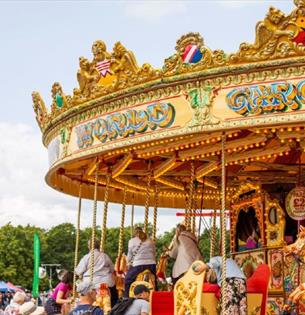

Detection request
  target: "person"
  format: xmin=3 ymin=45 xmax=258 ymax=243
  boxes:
xmin=203 ymin=256 xmax=247 ymax=315
xmin=4 ymin=291 xmax=26 ymax=315
xmin=75 ymin=239 xmax=117 ymax=307
xmin=123 ymin=284 xmax=151 ymax=315
xmin=0 ymin=293 xmax=5 ymax=310
xmin=4 ymin=293 xmax=12 ymax=308
xmin=69 ymin=279 xmax=104 ymax=315
xmin=19 ymin=302 xmax=37 ymax=315
xmin=69 ymin=281 xmax=103 ymax=315
xmin=44 ymin=270 xmax=73 ymax=315
xmin=30 ymin=307 xmax=46 ymax=315
xmin=168 ymin=224 xmax=202 ymax=284
xmin=124 ymin=227 xmax=156 ymax=297
xmin=245 ymin=230 xmax=258 ymax=250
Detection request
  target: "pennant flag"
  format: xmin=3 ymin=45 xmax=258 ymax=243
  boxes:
xmin=96 ymin=60 xmax=112 ymax=77
xmin=32 ymin=233 xmax=40 ymax=298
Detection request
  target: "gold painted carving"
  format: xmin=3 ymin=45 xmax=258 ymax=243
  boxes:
xmin=264 ymin=195 xmax=286 ymax=247
xmin=32 ymin=91 xmax=48 ymax=130
xmin=231 ymin=3 xmax=305 ymax=63
xmin=175 ymin=281 xmax=198 ymax=315
xmin=187 ymin=86 xmax=220 ymax=127
xmin=163 ymin=33 xmax=227 ymax=76
xmin=174 ymin=261 xmax=205 ymax=315
xmin=73 ymin=40 xmax=159 ymax=104
xmin=32 ymin=1 xmax=305 ymax=140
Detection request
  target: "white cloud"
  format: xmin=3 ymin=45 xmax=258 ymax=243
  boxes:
xmin=124 ymin=1 xmax=186 ymax=21
xmin=0 ymin=122 xmax=180 ymax=234
xmin=215 ymin=0 xmax=268 ymax=8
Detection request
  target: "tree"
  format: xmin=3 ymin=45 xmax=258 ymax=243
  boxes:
xmin=0 ymin=223 xmax=46 ymax=289
xmin=0 ymin=221 xmax=231 ymax=291
xmin=43 ymin=223 xmax=76 ymax=270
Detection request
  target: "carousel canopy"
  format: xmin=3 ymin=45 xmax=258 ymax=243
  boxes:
xmin=32 ymin=0 xmax=305 ymax=208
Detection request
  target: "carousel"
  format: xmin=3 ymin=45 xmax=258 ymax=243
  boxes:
xmin=32 ymin=0 xmax=305 ymax=314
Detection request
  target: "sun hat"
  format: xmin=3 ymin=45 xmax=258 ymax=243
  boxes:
xmin=13 ymin=292 xmax=26 ymax=304
xmin=19 ymin=302 xmax=37 ymax=315
xmin=76 ymin=281 xmax=95 ymax=295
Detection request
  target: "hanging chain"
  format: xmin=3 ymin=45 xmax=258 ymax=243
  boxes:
xmin=152 ymin=184 xmax=159 ymax=242
xmin=210 ymin=209 xmax=217 ymax=260
xmin=90 ymin=164 xmax=99 ymax=283
xmin=72 ymin=183 xmax=82 ymax=300
xmin=118 ymin=186 xmax=127 ymax=256
xmin=186 ymin=161 xmax=195 ymax=230
xmin=144 ymin=161 xmax=152 ymax=234
xmin=221 ymin=134 xmax=227 ymax=315
xmin=100 ymin=172 xmax=110 ymax=252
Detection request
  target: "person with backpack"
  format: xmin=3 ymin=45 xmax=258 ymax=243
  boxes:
xmin=124 ymin=227 xmax=156 ymax=297
xmin=75 ymin=239 xmax=118 ymax=307
xmin=69 ymin=281 xmax=103 ymax=315
xmin=109 ymin=284 xmax=150 ymax=315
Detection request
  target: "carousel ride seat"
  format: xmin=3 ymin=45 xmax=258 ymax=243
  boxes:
xmin=151 ymin=291 xmax=175 ymax=315
xmin=151 ymin=262 xmax=270 ymax=315
xmin=151 ymin=284 xmax=220 ymax=315
xmin=246 ymin=264 xmax=270 ymax=315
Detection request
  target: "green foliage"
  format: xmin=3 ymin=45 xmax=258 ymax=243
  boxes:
xmin=0 ymin=222 xmax=230 ymax=291
xmin=0 ymin=224 xmax=45 ymax=289
xmin=43 ymin=223 xmax=76 ymax=269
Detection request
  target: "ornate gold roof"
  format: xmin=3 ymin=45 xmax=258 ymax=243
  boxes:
xmin=33 ymin=0 xmax=305 ymax=135
xmin=32 ymin=0 xmax=305 ymax=207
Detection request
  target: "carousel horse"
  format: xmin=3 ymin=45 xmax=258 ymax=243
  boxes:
xmin=94 ymin=284 xmax=111 ymax=315
xmin=284 ymin=225 xmax=305 ymax=304
xmin=136 ymin=269 xmax=156 ymax=288
xmin=128 ymin=269 xmax=156 ymax=297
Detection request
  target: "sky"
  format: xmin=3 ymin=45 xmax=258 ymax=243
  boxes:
xmin=0 ymin=0 xmax=294 ymax=234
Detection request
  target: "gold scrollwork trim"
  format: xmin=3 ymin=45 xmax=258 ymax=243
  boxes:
xmin=43 ymin=64 xmax=305 ymax=147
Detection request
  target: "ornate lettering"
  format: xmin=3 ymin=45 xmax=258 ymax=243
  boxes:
xmin=75 ymin=102 xmax=176 ymax=149
xmin=75 ymin=123 xmax=94 ymax=148
xmin=227 ymin=80 xmax=304 ymax=116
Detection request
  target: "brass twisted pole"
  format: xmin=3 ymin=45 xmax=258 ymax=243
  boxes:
xmin=100 ymin=172 xmax=110 ymax=252
xmin=72 ymin=183 xmax=82 ymax=300
xmin=152 ymin=184 xmax=159 ymax=242
xmin=90 ymin=164 xmax=99 ymax=283
xmin=191 ymin=183 xmax=196 ymax=235
xmin=210 ymin=209 xmax=217 ymax=260
xmin=221 ymin=134 xmax=227 ymax=315
xmin=186 ymin=161 xmax=195 ymax=230
xmin=118 ymin=186 xmax=127 ymax=256
xmin=130 ymin=194 xmax=135 ymax=237
xmin=144 ymin=161 xmax=152 ymax=234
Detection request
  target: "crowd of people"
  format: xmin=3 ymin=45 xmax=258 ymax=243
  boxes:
xmin=0 ymin=224 xmax=248 ymax=315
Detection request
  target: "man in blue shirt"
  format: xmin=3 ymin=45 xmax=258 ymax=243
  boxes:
xmin=69 ymin=281 xmax=103 ymax=315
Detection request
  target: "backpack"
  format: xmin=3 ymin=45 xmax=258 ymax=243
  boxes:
xmin=80 ymin=306 xmax=99 ymax=315
xmin=109 ymin=298 xmax=135 ymax=315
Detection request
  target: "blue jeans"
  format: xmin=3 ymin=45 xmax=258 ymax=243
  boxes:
xmin=124 ymin=264 xmax=156 ymax=297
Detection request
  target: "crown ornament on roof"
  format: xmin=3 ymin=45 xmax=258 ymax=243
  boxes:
xmin=33 ymin=0 xmax=305 ymax=132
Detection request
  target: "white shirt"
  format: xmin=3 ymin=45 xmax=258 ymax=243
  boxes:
xmin=124 ymin=299 xmax=150 ymax=315
xmin=127 ymin=237 xmax=156 ymax=267
xmin=75 ymin=249 xmax=115 ymax=287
